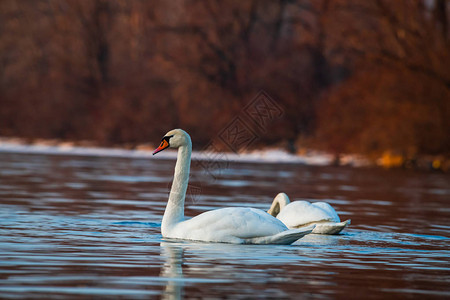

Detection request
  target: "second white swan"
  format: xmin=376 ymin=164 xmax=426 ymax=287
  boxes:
xmin=153 ymin=129 xmax=314 ymax=244
xmin=268 ymin=193 xmax=351 ymax=235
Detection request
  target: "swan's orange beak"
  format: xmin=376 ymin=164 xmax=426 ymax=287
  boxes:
xmin=153 ymin=139 xmax=170 ymax=155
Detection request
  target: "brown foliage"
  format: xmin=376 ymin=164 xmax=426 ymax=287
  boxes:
xmin=316 ymin=0 xmax=450 ymax=156
xmin=0 ymin=0 xmax=448 ymax=156
xmin=317 ymin=65 xmax=450 ymax=156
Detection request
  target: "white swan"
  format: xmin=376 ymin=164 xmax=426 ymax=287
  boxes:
xmin=268 ymin=193 xmax=351 ymax=235
xmin=152 ymin=129 xmax=314 ymax=244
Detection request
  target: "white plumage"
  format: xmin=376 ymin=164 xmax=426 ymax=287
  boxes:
xmin=268 ymin=193 xmax=350 ymax=234
xmin=153 ymin=129 xmax=313 ymax=244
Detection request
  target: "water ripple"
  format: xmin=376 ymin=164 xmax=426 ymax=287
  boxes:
xmin=0 ymin=152 xmax=449 ymax=298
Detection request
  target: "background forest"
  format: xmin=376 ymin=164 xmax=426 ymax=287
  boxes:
xmin=0 ymin=0 xmax=449 ymax=159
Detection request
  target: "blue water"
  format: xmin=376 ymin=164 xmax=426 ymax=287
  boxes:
xmin=0 ymin=152 xmax=449 ymax=299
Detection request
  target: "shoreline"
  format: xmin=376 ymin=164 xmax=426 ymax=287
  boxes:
xmin=0 ymin=136 xmax=447 ymax=172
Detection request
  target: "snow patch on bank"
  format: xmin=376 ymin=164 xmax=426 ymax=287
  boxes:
xmin=0 ymin=138 xmax=369 ymax=167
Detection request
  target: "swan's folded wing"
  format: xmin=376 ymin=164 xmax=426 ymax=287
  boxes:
xmin=278 ymin=201 xmax=338 ymax=228
xmin=172 ymin=207 xmax=288 ymax=243
xmin=230 ymin=208 xmax=288 ymax=239
xmin=312 ymin=202 xmax=340 ymax=222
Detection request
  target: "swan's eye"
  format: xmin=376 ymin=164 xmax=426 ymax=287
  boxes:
xmin=162 ymin=135 xmax=174 ymax=144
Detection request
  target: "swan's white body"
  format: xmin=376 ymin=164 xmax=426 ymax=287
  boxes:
xmin=154 ymin=129 xmax=313 ymax=244
xmin=268 ymin=193 xmax=350 ymax=235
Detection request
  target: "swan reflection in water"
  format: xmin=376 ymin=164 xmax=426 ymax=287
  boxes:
xmin=160 ymin=242 xmax=184 ymax=300
xmin=159 ymin=241 xmax=236 ymax=300
xmin=159 ymin=236 xmax=344 ymax=299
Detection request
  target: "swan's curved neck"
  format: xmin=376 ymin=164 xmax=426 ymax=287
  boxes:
xmin=267 ymin=193 xmax=290 ymax=217
xmin=161 ymin=142 xmax=192 ymax=235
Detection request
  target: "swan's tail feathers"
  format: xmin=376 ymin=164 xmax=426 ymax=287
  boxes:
xmin=333 ymin=219 xmax=351 ymax=234
xmin=246 ymin=225 xmax=315 ymax=245
xmin=313 ymin=219 xmax=351 ymax=235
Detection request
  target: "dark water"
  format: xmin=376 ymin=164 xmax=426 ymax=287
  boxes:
xmin=0 ymin=151 xmax=449 ymax=299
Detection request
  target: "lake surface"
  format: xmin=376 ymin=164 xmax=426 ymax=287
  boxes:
xmin=0 ymin=150 xmax=449 ymax=299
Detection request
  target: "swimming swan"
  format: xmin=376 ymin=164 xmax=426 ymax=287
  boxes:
xmin=268 ymin=193 xmax=350 ymax=235
xmin=152 ymin=129 xmax=314 ymax=244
